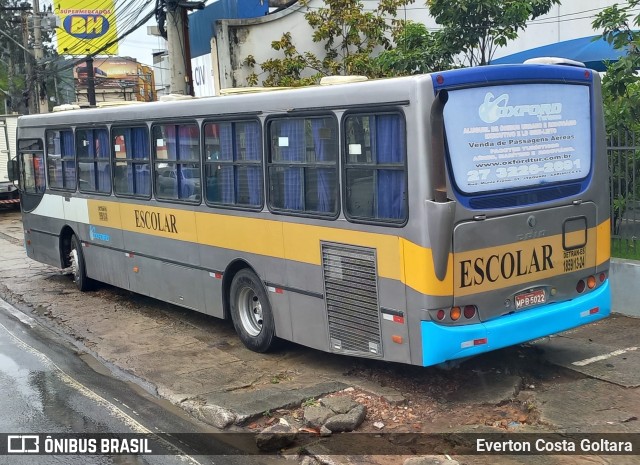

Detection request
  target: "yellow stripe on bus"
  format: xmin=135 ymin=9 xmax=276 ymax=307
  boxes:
xmin=87 ymin=200 xmax=610 ymax=298
xmin=596 ymin=218 xmax=611 ymax=266
xmin=452 ymin=229 xmax=596 ymax=297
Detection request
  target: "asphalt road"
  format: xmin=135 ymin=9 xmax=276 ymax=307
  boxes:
xmin=0 ymin=296 xmax=284 ymax=465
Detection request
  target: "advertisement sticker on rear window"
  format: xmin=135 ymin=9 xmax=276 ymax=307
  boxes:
xmin=443 ymin=84 xmax=591 ymax=194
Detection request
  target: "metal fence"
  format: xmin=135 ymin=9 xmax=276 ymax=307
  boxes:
xmin=609 ymin=130 xmax=640 ymax=259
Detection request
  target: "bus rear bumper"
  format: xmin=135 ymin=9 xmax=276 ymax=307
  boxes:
xmin=420 ymin=281 xmax=611 ymax=367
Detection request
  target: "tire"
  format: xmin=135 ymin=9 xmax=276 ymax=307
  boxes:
xmin=229 ymin=269 xmax=276 ymax=353
xmin=70 ymin=234 xmax=92 ymax=291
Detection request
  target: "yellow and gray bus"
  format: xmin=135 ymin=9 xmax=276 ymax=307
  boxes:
xmin=10 ymin=64 xmax=610 ymax=367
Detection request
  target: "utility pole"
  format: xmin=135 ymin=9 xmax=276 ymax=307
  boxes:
xmin=21 ymin=9 xmax=37 ymax=114
xmin=164 ymin=0 xmax=203 ymax=95
xmin=166 ymin=0 xmax=189 ymax=95
xmin=85 ymin=56 xmax=97 ymax=106
xmin=32 ymin=0 xmax=48 ymax=113
xmin=8 ymin=52 xmax=16 ymax=113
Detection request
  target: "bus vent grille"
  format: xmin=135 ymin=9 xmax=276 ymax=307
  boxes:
xmin=321 ymin=243 xmax=382 ymax=358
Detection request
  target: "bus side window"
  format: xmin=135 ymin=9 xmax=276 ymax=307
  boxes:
xmin=344 ymin=112 xmax=407 ymax=223
xmin=267 ymin=116 xmax=338 ymax=216
xmin=18 ymin=139 xmax=45 ymax=194
xmin=46 ymin=129 xmax=76 ymax=191
xmin=204 ymin=120 xmax=262 ymax=208
xmin=112 ymin=127 xmax=150 ymax=197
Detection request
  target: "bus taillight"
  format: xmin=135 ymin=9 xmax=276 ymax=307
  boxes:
xmin=576 ymin=280 xmax=586 ymax=293
xmin=587 ymin=276 xmax=596 ymax=289
xmin=463 ymin=305 xmax=477 ymax=319
xmin=435 ymin=306 xmax=477 ymax=321
xmin=599 ymin=272 xmax=607 ymax=283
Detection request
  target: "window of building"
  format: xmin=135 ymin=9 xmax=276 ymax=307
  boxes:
xmin=46 ymin=129 xmax=76 ymax=190
xmin=112 ymin=126 xmax=151 ymax=197
xmin=203 ymin=120 xmax=262 ymax=208
xmin=76 ymin=128 xmax=111 ymax=194
xmin=344 ymin=112 xmax=407 ymax=222
xmin=152 ymin=123 xmax=201 ymax=202
xmin=267 ymin=116 xmax=338 ymax=215
xmin=19 ymin=139 xmax=45 ymax=194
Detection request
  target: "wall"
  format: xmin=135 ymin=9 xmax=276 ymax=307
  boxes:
xmin=213 ymin=0 xmax=621 ymax=89
xmin=610 ymin=259 xmax=640 ymax=318
xmin=215 ymin=1 xmax=344 ymax=89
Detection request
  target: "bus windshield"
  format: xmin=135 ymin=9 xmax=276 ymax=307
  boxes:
xmin=443 ymin=83 xmax=592 ymax=194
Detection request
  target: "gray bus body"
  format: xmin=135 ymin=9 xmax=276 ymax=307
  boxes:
xmin=14 ymin=69 xmax=611 ymax=367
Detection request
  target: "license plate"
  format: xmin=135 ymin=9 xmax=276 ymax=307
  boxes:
xmin=515 ymin=289 xmax=546 ymax=310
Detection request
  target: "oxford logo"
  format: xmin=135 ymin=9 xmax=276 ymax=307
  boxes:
xmin=478 ymin=92 xmax=562 ymax=124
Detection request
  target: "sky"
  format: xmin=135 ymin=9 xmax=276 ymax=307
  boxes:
xmin=117 ymin=17 xmax=165 ymax=67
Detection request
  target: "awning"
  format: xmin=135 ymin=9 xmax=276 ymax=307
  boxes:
xmin=490 ymin=35 xmax=628 ymax=71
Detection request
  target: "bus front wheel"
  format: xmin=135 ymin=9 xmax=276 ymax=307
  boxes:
xmin=70 ymin=234 xmax=92 ymax=292
xmin=229 ymin=269 xmax=276 ymax=353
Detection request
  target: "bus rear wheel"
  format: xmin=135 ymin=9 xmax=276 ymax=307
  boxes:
xmin=229 ymin=269 xmax=276 ymax=353
xmin=70 ymin=234 xmax=92 ymax=292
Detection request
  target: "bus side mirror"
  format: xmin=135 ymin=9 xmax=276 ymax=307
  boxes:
xmin=7 ymin=158 xmax=18 ymax=182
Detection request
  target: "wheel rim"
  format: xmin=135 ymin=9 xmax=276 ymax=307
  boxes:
xmin=237 ymin=286 xmax=263 ymax=337
xmin=70 ymin=247 xmax=79 ymax=283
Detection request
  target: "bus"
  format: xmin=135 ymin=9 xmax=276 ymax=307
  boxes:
xmin=9 ymin=64 xmax=610 ymax=367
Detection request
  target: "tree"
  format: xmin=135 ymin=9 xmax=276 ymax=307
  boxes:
xmin=373 ymin=22 xmax=456 ymax=76
xmin=593 ymin=2 xmax=640 ymax=237
xmin=427 ymin=0 xmax=560 ymax=67
xmin=0 ymin=0 xmax=30 ymax=113
xmin=246 ymin=0 xmax=414 ymax=86
xmin=592 ymin=1 xmax=640 ymax=132
xmin=0 ymin=1 xmax=58 ymax=113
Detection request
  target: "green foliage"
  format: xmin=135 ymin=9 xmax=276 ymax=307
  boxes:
xmin=611 ymin=238 xmax=640 ymax=260
xmin=302 ymin=398 xmax=318 ymax=407
xmin=246 ymin=0 xmax=416 ymax=86
xmin=427 ymin=0 xmax=560 ymax=66
xmin=374 ymin=22 xmax=456 ymax=76
xmin=0 ymin=0 xmax=58 ymax=113
xmin=593 ymin=0 xmax=640 ymax=132
xmin=593 ymin=2 xmax=640 ymax=237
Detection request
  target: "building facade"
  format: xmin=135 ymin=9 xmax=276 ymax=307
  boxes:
xmin=203 ymin=0 xmax=621 ymax=92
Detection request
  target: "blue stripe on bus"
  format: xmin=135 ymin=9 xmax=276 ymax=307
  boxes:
xmin=431 ymin=64 xmax=593 ymax=91
xmin=420 ymin=280 xmax=611 ymax=367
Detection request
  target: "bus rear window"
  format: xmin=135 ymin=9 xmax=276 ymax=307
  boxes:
xmin=443 ymin=83 xmax=591 ymax=194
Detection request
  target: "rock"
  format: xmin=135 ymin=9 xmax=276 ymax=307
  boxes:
xmin=304 ymin=405 xmax=335 ymax=428
xmin=323 ymin=404 xmax=366 ymax=432
xmin=403 ymin=456 xmax=460 ymax=465
xmin=320 ymin=425 xmax=332 ymax=437
xmin=181 ymin=401 xmax=236 ymax=430
xmin=320 ymin=396 xmax=358 ymax=414
xmin=256 ymin=423 xmax=297 ymax=451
